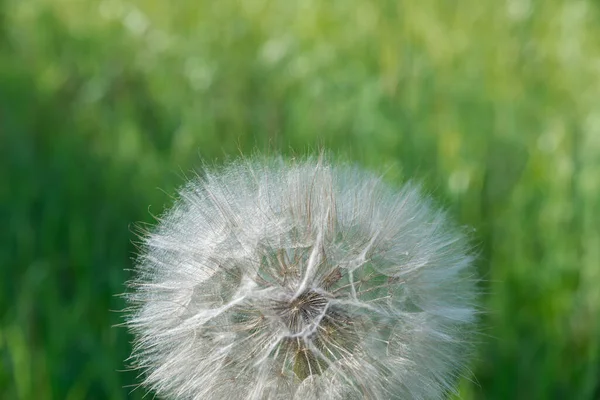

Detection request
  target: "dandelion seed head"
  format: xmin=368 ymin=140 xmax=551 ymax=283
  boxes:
xmin=125 ymin=156 xmax=478 ymax=399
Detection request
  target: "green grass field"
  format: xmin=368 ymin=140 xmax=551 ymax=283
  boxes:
xmin=1 ymin=0 xmax=599 ymax=398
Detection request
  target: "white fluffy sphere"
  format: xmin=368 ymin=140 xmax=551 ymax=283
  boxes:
xmin=126 ymin=157 xmax=478 ymax=400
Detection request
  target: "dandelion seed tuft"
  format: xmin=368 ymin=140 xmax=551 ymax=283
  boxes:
xmin=125 ymin=156 xmax=478 ymax=400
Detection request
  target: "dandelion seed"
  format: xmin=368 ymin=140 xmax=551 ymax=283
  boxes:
xmin=125 ymin=156 xmax=478 ymax=400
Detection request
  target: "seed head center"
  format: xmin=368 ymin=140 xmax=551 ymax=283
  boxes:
xmin=276 ymin=290 xmax=329 ymax=335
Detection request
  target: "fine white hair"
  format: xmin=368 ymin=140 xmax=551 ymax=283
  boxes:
xmin=125 ymin=156 xmax=478 ymax=400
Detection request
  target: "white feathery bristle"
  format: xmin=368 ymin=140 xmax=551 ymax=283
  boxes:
xmin=125 ymin=156 xmax=478 ymax=400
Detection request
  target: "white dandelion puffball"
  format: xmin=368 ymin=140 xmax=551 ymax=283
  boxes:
xmin=126 ymin=157 xmax=478 ymax=400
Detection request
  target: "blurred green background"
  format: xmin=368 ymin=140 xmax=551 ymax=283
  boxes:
xmin=1 ymin=0 xmax=599 ymax=398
